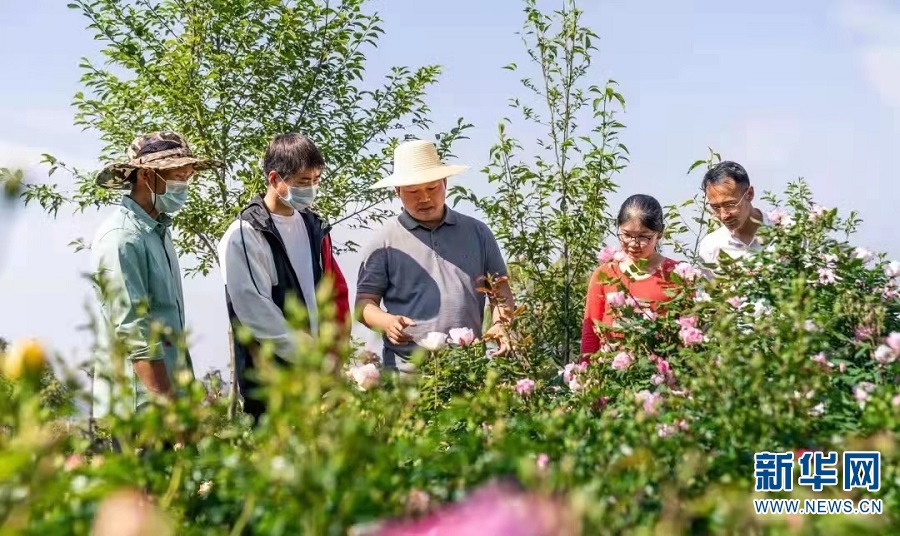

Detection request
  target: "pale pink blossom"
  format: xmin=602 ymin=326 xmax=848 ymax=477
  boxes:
xmin=611 ymin=352 xmax=634 ymax=371
xmin=811 ymin=352 xmax=828 ymax=366
xmin=817 ymin=267 xmax=837 ymax=285
xmin=874 ymin=345 xmax=896 ymax=365
xmin=885 ymin=261 xmax=900 ymax=279
xmin=804 ymin=320 xmax=818 ymax=332
xmin=606 ymin=291 xmax=627 ymax=309
xmin=838 ymin=362 xmax=847 ymax=374
xmin=892 ymin=394 xmax=900 ymax=407
xmin=810 ymin=204 xmax=826 ymax=219
xmin=854 ymin=382 xmax=876 ymax=404
xmin=448 ymin=327 xmax=476 ymax=347
xmin=641 ymin=309 xmax=658 ymax=321
xmin=823 ymin=253 xmax=839 ymax=265
xmin=536 ymin=453 xmax=550 ymax=470
xmin=673 ymin=262 xmax=702 ymax=283
xmin=677 ymin=419 xmax=690 ymax=431
xmin=624 ymin=296 xmax=639 ymax=309
xmin=198 ymin=480 xmax=213 ymax=497
xmin=349 ymin=363 xmax=381 ymax=391
xmin=635 ymin=390 xmax=663 ymax=415
xmin=809 ymin=403 xmax=826 ymax=417
xmin=613 ymin=250 xmax=628 ymax=262
xmin=650 ymin=374 xmax=665 ymax=386
xmin=657 ymin=424 xmax=676 ymax=438
xmin=647 ymin=353 xmax=660 ymax=362
xmin=516 ymin=378 xmax=536 ymax=396
xmin=887 ymin=332 xmax=900 ymax=353
xmin=854 ymin=247 xmax=874 ymax=264
xmin=727 ymin=296 xmax=746 ymax=309
xmin=767 ymin=208 xmax=786 ymax=225
xmin=676 ymin=316 xmax=698 ymax=330
xmin=598 ymin=245 xmax=618 ymax=263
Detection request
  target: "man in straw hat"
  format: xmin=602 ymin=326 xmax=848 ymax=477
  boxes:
xmin=356 ymin=139 xmax=515 ymax=373
xmin=89 ymin=131 xmax=222 ymax=420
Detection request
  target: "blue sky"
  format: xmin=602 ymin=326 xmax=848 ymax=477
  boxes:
xmin=2 ymin=0 xmax=899 ymax=381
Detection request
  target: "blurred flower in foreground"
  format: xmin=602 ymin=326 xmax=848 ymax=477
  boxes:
xmin=373 ymin=480 xmax=578 ymax=536
xmin=91 ymin=489 xmax=173 ymax=536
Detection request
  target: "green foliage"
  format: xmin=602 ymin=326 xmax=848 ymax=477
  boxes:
xmin=21 ymin=0 xmax=471 ymax=274
xmin=450 ymin=0 xmax=627 ymax=365
xmin=2 ymin=184 xmax=899 ymax=535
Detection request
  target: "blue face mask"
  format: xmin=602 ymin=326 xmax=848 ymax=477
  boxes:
xmin=277 ymin=176 xmax=317 ymax=211
xmin=152 ymin=179 xmax=189 ymax=214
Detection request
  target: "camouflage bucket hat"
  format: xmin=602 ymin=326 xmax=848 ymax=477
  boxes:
xmin=96 ymin=131 xmax=224 ymax=190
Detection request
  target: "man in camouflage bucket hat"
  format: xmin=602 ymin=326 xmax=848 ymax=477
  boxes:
xmin=89 ymin=131 xmax=222 ymax=424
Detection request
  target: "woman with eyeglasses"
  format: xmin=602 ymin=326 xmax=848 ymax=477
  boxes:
xmin=580 ymin=194 xmax=680 ymax=357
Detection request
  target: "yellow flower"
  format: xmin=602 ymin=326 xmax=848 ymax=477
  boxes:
xmin=2 ymin=338 xmax=46 ymax=380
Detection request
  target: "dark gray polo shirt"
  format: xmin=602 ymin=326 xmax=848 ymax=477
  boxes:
xmin=357 ymin=207 xmax=508 ymax=372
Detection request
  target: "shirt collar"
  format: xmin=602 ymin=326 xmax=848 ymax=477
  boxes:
xmin=122 ymin=195 xmax=172 ymax=235
xmin=398 ymin=206 xmax=458 ymax=230
xmin=727 ymin=208 xmax=769 ymax=246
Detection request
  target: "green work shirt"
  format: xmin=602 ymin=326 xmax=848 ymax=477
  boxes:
xmin=90 ymin=195 xmax=193 ymax=418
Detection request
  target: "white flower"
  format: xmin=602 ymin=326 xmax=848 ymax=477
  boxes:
xmin=854 ymin=247 xmax=874 ymax=264
xmin=874 ymin=345 xmax=896 ymax=365
xmin=885 ymin=261 xmax=900 ymax=279
xmin=198 ymin=480 xmax=213 ymax=497
xmin=349 ymin=363 xmax=381 ymax=390
xmin=418 ymin=332 xmax=448 ymax=351
xmin=752 ymin=300 xmax=773 ymax=318
xmin=809 ymin=403 xmax=826 ymax=417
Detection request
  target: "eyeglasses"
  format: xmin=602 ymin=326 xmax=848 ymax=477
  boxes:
xmin=706 ymin=188 xmax=749 ymax=214
xmin=618 ymin=232 xmax=656 ymax=246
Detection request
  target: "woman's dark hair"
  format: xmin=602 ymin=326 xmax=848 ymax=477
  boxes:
xmin=617 ymin=194 xmax=665 ymax=233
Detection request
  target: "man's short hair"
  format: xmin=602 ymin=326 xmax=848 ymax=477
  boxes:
xmin=262 ymin=133 xmax=325 ymax=179
xmin=701 ymin=161 xmax=750 ymax=191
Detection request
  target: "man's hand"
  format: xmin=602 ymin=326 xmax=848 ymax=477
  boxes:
xmin=484 ymin=322 xmax=512 ymax=357
xmin=384 ymin=315 xmax=417 ymax=345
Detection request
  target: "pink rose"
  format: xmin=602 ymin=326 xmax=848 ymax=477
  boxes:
xmin=727 ymin=296 xmax=746 ymax=309
xmin=854 ymin=247 xmax=874 ymax=264
xmin=611 ymin=352 xmax=633 ymax=371
xmin=676 ymin=316 xmax=698 ymax=330
xmin=811 ymin=352 xmax=828 ymax=365
xmin=651 ymin=374 xmax=665 ymax=386
xmin=887 ymin=332 xmax=900 ymax=353
xmin=673 ymin=262 xmax=702 ymax=282
xmin=598 ymin=245 xmax=618 ymax=263
xmin=679 ymin=326 xmax=704 ymax=346
xmin=449 ymin=327 xmax=476 ymax=347
xmin=656 ymin=358 xmax=671 ymax=376
xmin=516 ymin=378 xmax=536 ymax=396
xmin=606 ymin=291 xmax=627 ymax=309
xmin=635 ymin=389 xmax=663 ymax=415
xmin=854 ymin=382 xmax=876 ymax=404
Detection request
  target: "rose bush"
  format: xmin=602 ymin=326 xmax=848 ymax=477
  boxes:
xmin=1 ymin=182 xmax=898 ymax=534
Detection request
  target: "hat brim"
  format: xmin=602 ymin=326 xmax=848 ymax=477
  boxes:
xmin=95 ymin=156 xmax=225 ymax=190
xmin=369 ymin=164 xmax=469 ymax=189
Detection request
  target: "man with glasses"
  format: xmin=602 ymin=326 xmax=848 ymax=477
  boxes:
xmin=697 ymin=161 xmax=771 ymax=274
xmin=90 ymin=131 xmax=222 ymax=420
xmin=218 ymin=133 xmax=349 ymax=424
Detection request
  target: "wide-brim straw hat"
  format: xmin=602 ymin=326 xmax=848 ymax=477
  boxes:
xmin=96 ymin=131 xmax=224 ymax=190
xmin=370 ymin=139 xmax=469 ymax=189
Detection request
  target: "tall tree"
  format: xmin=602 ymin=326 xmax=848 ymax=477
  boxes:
xmin=23 ymin=0 xmax=470 ymax=274
xmin=453 ymin=0 xmax=626 ymax=365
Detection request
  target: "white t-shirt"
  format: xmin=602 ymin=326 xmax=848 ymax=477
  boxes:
xmin=218 ymin=210 xmax=319 ymax=360
xmin=271 ymin=211 xmax=319 ymax=334
xmin=698 ymin=211 xmax=772 ymax=268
